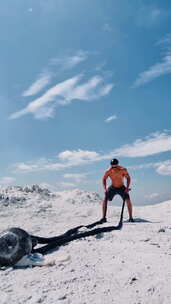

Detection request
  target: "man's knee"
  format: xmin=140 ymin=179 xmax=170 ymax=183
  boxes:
xmin=103 ymin=198 xmax=108 ymax=204
xmin=126 ymin=199 xmax=132 ymax=205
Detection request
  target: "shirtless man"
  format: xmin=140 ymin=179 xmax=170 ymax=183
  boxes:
xmin=101 ymin=158 xmax=134 ymax=223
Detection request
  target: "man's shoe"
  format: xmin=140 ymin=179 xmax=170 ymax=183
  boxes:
xmin=128 ymin=218 xmax=134 ymax=223
xmin=99 ymin=217 xmax=107 ymax=223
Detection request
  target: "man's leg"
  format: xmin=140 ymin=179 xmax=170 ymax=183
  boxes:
xmin=125 ymin=198 xmax=133 ymax=221
xmin=101 ymin=196 xmax=108 ymax=222
xmin=101 ymin=187 xmax=114 ymax=222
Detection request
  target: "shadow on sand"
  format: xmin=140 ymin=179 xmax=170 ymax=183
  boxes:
xmin=32 ymin=220 xmax=123 ymax=254
xmin=32 ymin=200 xmax=127 ymax=254
xmin=124 ymin=218 xmax=160 ymax=224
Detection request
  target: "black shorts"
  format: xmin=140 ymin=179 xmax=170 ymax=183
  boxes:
xmin=105 ymin=185 xmax=130 ymax=201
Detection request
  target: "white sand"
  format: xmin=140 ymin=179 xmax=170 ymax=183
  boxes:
xmin=0 ymin=185 xmax=171 ymax=304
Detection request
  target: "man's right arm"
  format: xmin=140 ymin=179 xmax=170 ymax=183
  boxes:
xmin=102 ymin=171 xmax=109 ymax=192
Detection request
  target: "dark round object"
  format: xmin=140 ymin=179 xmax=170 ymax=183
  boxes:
xmin=0 ymin=227 xmax=32 ymax=266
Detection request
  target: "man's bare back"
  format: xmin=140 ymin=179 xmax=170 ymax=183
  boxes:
xmin=103 ymin=165 xmax=130 ymax=188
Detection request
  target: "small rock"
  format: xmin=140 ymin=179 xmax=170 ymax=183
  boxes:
xmin=58 ymin=295 xmax=67 ymax=300
xmin=130 ymin=277 xmax=137 ymax=284
xmin=158 ymin=228 xmax=165 ymax=233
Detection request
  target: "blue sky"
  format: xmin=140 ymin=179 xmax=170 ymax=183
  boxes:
xmin=1 ymin=0 xmax=171 ymax=205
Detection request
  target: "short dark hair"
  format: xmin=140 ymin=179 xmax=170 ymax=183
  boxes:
xmin=110 ymin=158 xmax=119 ymax=166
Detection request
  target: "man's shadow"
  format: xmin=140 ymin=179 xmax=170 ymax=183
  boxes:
xmin=124 ymin=218 xmax=160 ymax=223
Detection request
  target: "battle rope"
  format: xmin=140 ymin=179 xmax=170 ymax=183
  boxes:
xmin=32 ymin=199 xmax=126 ymax=254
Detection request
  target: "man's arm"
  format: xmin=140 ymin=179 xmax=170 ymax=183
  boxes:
xmin=102 ymin=171 xmax=109 ymax=192
xmin=124 ymin=169 xmax=131 ymax=192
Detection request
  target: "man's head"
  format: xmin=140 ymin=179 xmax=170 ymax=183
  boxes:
xmin=110 ymin=158 xmax=119 ymax=166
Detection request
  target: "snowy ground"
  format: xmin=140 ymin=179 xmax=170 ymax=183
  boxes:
xmin=0 ymin=185 xmax=171 ymax=304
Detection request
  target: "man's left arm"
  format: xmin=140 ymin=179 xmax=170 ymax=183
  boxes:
xmin=124 ymin=169 xmax=131 ymax=192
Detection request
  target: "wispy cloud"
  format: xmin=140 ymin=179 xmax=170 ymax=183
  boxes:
xmin=10 ymin=75 xmax=81 ymax=119
xmin=10 ymin=74 xmax=114 ymax=120
xmin=133 ymin=33 xmax=171 ymax=87
xmin=103 ymin=23 xmax=112 ymax=32
xmin=0 ymin=177 xmax=16 ymax=185
xmin=136 ymin=5 xmax=164 ymax=28
xmin=50 ymin=50 xmax=88 ymax=70
xmin=22 ymin=50 xmax=88 ymax=98
xmin=156 ymin=33 xmax=171 ymax=46
xmin=105 ymin=115 xmax=117 ymax=123
xmin=22 ymin=72 xmax=51 ymax=97
xmin=133 ymin=54 xmax=171 ymax=87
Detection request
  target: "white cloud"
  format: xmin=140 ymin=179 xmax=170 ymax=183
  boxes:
xmin=58 ymin=75 xmax=113 ymax=103
xmin=95 ymin=62 xmax=107 ymax=72
xmin=128 ymin=159 xmax=171 ymax=177
xmin=133 ymin=32 xmax=171 ymax=87
xmin=99 ymin=84 xmax=114 ymax=96
xmin=133 ymin=53 xmax=171 ymax=87
xmin=22 ymin=73 xmax=51 ymax=97
xmin=58 ymin=182 xmax=76 ymax=189
xmin=136 ymin=6 xmax=163 ymax=28
xmin=105 ymin=115 xmax=117 ymax=123
xmin=10 ymin=75 xmax=81 ymax=119
xmin=146 ymin=192 xmax=160 ymax=199
xmin=156 ymin=160 xmax=171 ymax=176
xmin=16 ymin=163 xmax=33 ymax=172
xmin=149 ymin=8 xmax=162 ymax=24
xmin=10 ymin=74 xmax=113 ymax=120
xmin=103 ymin=23 xmax=112 ymax=32
xmin=0 ymin=177 xmax=16 ymax=185
xmin=13 ymin=132 xmax=171 ymax=173
xmin=50 ymin=50 xmax=88 ymax=70
xmin=58 ymin=150 xmax=101 ymax=165
xmin=63 ymin=173 xmax=87 ymax=179
xmin=114 ymin=132 xmax=171 ymax=157
xmin=157 ymin=33 xmax=171 ymax=46
xmin=128 ymin=162 xmax=159 ymax=170
xmin=13 ymin=150 xmax=102 ymax=173
xmin=22 ymin=50 xmax=89 ymax=98
xmin=63 ymin=173 xmax=88 ymax=183
xmin=145 ymin=192 xmax=171 ymax=204
xmin=13 ymin=159 xmax=59 ymax=173
xmin=29 ymin=102 xmax=57 ymax=120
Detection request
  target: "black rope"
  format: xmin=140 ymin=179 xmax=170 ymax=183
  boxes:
xmin=32 ymin=199 xmax=126 ymax=254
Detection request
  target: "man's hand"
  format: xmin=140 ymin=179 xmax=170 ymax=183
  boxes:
xmin=125 ymin=187 xmax=131 ymax=193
